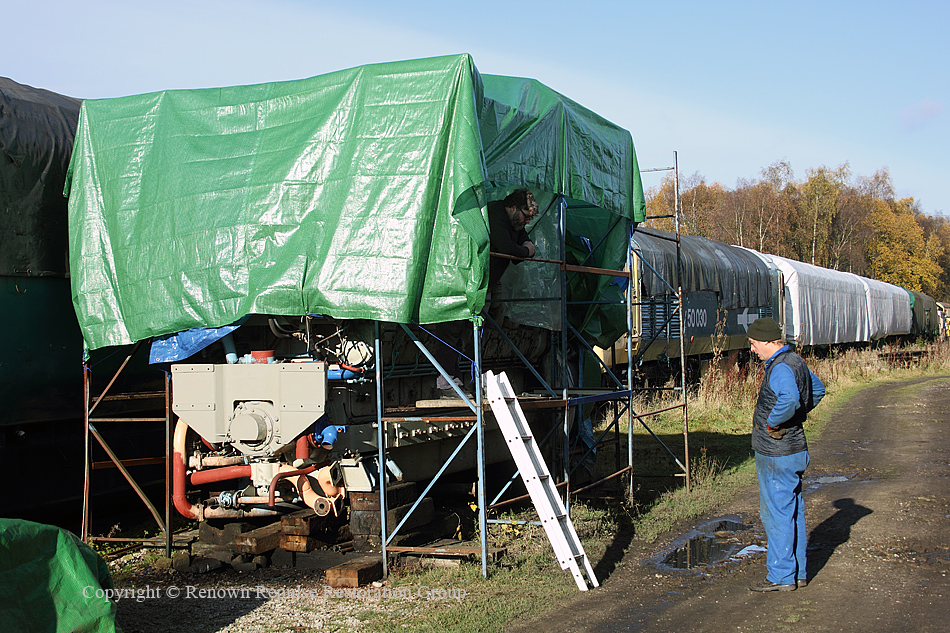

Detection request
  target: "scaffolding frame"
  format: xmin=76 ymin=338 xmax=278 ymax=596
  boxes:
xmin=81 ymin=341 xmax=176 ymax=559
xmin=372 ymin=162 xmax=692 ymax=577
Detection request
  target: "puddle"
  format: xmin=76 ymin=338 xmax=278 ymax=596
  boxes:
xmin=660 ymin=519 xmax=751 ymax=569
xmin=805 ymin=473 xmax=856 ymax=490
xmin=814 ymin=475 xmax=849 ymax=484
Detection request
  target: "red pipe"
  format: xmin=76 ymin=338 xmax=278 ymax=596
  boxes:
xmin=189 ymin=464 xmax=252 ymax=486
xmin=296 ymin=434 xmax=310 ymax=462
xmin=268 ymin=465 xmax=316 ymax=506
xmin=173 ymin=420 xmax=201 ymax=520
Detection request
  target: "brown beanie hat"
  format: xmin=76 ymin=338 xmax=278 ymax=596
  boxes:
xmin=747 ymin=317 xmax=782 ymax=342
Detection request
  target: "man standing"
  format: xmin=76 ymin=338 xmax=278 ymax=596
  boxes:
xmin=746 ymin=317 xmax=825 ymax=592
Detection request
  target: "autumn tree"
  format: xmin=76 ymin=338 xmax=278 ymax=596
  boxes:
xmin=857 ymin=166 xmax=895 ymax=200
xmin=866 ymin=197 xmax=940 ymax=294
xmin=823 ymin=167 xmax=893 ymax=275
xmin=762 ymin=159 xmax=794 ymax=194
xmin=788 ymin=164 xmax=850 ymax=267
xmin=911 ymin=208 xmax=950 ymax=300
xmin=679 ymin=174 xmax=728 ymax=237
xmin=643 ymin=172 xmax=728 ymax=238
xmin=736 ymin=179 xmax=791 ymax=255
xmin=828 ymin=187 xmax=872 ymax=275
xmin=643 ymin=173 xmax=676 ymax=232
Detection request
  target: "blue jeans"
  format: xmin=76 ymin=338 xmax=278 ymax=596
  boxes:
xmin=756 ymin=450 xmax=809 ymax=585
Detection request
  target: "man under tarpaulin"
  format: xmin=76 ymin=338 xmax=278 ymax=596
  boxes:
xmin=431 ymin=189 xmax=538 ymax=399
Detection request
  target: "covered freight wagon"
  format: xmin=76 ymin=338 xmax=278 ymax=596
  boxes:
xmin=747 ymin=250 xmax=871 ymax=347
xmin=908 ymin=289 xmax=940 ymax=338
xmin=860 ymin=277 xmax=912 ymax=340
xmin=0 ymin=77 xmax=83 ymax=424
xmin=748 ymin=250 xmax=912 ymax=347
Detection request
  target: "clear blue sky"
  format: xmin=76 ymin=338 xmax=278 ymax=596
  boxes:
xmin=8 ymin=0 xmax=948 ymax=214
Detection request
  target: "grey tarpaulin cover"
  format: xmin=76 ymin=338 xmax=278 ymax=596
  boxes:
xmin=747 ymin=249 xmax=910 ymax=346
xmin=632 ymin=229 xmax=771 ymax=309
xmin=0 ymin=77 xmax=81 ymax=278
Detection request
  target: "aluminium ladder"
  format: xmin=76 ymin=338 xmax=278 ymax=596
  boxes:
xmin=484 ymin=370 xmax=599 ymax=591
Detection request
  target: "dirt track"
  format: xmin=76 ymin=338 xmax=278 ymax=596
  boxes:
xmin=514 ymin=376 xmax=950 ymax=633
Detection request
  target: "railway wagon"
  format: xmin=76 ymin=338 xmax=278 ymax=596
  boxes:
xmin=748 ymin=250 xmax=911 ymax=346
xmin=599 ymin=230 xmax=778 ymax=371
xmin=599 ymin=232 xmax=931 ymax=379
xmin=0 ymin=77 xmax=88 ymax=520
xmin=1 ymin=78 xmax=167 ymax=522
xmin=65 ymin=54 xmax=646 ymax=523
xmin=1 ymin=78 xmax=83 ymax=426
xmin=907 ymin=289 xmax=940 ymax=339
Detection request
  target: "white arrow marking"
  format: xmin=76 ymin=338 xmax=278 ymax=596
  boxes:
xmin=737 ymin=308 xmax=757 ymax=331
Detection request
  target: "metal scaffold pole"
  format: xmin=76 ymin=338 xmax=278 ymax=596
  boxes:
xmin=82 ymin=355 xmax=91 ymax=542
xmin=558 ymin=194 xmax=571 ymax=509
xmin=626 ymin=222 xmax=636 ymax=501
xmin=165 ymin=370 xmax=173 ymax=559
xmin=474 ymin=317 xmax=488 ymax=578
xmin=375 ymin=321 xmax=388 ymax=578
xmin=672 ymin=151 xmax=690 ymax=491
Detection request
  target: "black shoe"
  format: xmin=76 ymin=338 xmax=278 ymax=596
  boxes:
xmin=796 ymin=578 xmax=808 ymax=588
xmin=749 ymin=580 xmax=796 ymax=592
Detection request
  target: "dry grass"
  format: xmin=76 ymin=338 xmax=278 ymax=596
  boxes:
xmin=627 ymin=338 xmax=950 ymax=433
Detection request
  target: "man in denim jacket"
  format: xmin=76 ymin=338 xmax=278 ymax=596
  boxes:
xmin=747 ymin=317 xmax=825 ymax=592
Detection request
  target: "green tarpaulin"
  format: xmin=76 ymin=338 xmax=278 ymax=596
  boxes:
xmin=66 ymin=54 xmax=644 ymax=350
xmin=0 ymin=519 xmax=117 ymax=633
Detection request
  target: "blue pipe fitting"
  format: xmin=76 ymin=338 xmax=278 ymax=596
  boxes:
xmin=311 ymin=418 xmax=345 ymax=449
